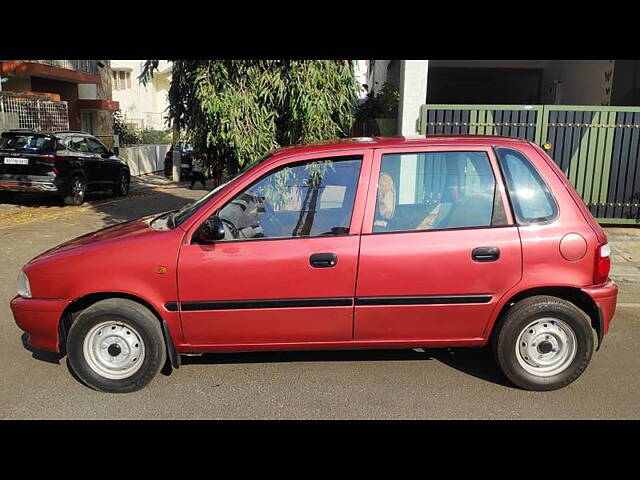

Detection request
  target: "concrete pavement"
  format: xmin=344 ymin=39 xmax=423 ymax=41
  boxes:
xmin=608 ymin=227 xmax=640 ymax=284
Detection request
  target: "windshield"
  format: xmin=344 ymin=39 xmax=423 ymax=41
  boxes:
xmin=171 ymin=152 xmax=273 ymax=227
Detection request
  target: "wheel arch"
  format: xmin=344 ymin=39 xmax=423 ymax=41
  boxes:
xmin=488 ymin=286 xmax=600 ymax=346
xmin=59 ymin=291 xmax=180 ymax=368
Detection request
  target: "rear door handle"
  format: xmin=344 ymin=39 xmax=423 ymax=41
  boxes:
xmin=472 ymin=246 xmax=500 ymax=262
xmin=309 ymin=253 xmax=338 ymax=268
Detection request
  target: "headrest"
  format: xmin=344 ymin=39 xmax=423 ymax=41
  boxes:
xmin=377 ymin=172 xmax=396 ymax=220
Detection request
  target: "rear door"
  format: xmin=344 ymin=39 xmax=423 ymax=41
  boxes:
xmin=354 ymin=145 xmax=522 ymax=342
xmin=66 ymin=136 xmax=101 ymax=185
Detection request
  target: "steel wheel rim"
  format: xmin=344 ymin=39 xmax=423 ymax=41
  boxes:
xmin=515 ymin=318 xmax=577 ymax=377
xmin=120 ymin=173 xmax=129 ymax=194
xmin=72 ymin=177 xmax=85 ymax=200
xmin=83 ymin=321 xmax=146 ymax=380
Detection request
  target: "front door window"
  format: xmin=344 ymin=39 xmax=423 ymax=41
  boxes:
xmin=217 ymin=156 xmax=362 ymax=240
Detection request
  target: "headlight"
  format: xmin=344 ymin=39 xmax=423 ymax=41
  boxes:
xmin=17 ymin=271 xmax=31 ymax=298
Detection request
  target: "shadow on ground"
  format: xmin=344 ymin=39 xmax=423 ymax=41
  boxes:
xmin=21 ymin=333 xmax=63 ymax=365
xmin=21 ymin=333 xmax=515 ymax=389
xmin=180 ymin=347 xmax=515 ymax=389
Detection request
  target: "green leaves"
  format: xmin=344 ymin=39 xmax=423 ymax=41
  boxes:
xmin=142 ymin=60 xmax=358 ymax=175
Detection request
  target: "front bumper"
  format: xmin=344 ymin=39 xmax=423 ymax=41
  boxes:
xmin=581 ymin=280 xmax=618 ymax=335
xmin=10 ymin=296 xmax=70 ymax=353
xmin=0 ymin=174 xmax=60 ymax=193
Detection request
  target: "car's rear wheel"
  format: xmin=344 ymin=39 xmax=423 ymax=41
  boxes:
xmin=164 ymin=159 xmax=172 ymax=177
xmin=66 ymin=298 xmax=166 ymax=393
xmin=113 ymin=169 xmax=130 ymax=196
xmin=492 ymin=295 xmax=594 ymax=391
xmin=63 ymin=175 xmax=86 ymax=206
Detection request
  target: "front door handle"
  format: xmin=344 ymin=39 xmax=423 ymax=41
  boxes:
xmin=472 ymin=246 xmax=500 ymax=262
xmin=309 ymin=253 xmax=338 ymax=268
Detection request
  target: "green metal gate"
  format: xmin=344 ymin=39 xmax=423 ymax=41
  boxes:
xmin=418 ymin=104 xmax=640 ymax=224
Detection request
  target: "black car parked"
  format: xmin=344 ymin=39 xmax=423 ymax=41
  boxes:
xmin=0 ymin=130 xmax=130 ymax=206
xmin=163 ymin=141 xmax=193 ymax=178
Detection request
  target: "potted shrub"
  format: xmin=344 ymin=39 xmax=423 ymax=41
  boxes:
xmin=354 ymin=82 xmax=399 ymax=136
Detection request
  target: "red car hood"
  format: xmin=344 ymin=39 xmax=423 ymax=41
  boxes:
xmin=30 ymin=215 xmax=159 ymax=263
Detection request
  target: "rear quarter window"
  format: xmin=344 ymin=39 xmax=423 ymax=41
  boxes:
xmin=0 ymin=133 xmax=53 ymax=152
xmin=495 ymin=146 xmax=558 ymax=224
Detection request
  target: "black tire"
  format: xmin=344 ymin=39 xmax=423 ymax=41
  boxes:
xmin=164 ymin=160 xmax=172 ymax=177
xmin=63 ymin=174 xmax=86 ymax=206
xmin=492 ymin=295 xmax=594 ymax=391
xmin=66 ymin=298 xmax=167 ymax=393
xmin=113 ymin=169 xmax=130 ymax=196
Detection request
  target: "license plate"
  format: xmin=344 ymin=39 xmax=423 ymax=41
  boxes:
xmin=181 ymin=163 xmax=190 ymax=168
xmin=4 ymin=157 xmax=29 ymax=165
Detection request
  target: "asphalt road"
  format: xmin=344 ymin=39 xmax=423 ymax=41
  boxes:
xmin=1 ymin=181 xmax=639 ymax=419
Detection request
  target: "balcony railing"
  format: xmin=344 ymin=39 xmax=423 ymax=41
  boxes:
xmin=14 ymin=60 xmax=100 ymax=76
xmin=0 ymin=91 xmax=69 ymax=132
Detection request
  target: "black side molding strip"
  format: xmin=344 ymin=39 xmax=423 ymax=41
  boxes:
xmin=165 ymin=295 xmax=492 ymax=312
xmin=165 ymin=298 xmax=353 ymax=312
xmin=355 ymin=295 xmax=492 ymax=306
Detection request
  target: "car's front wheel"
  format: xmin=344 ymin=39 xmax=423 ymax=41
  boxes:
xmin=492 ymin=295 xmax=594 ymax=391
xmin=114 ymin=169 xmax=130 ymax=196
xmin=66 ymin=298 xmax=166 ymax=393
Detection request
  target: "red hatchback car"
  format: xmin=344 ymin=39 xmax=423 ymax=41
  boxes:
xmin=11 ymin=136 xmax=617 ymax=393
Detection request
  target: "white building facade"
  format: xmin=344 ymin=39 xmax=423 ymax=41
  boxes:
xmin=110 ymin=60 xmax=171 ymax=131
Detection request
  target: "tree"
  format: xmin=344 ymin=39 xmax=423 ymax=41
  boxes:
xmin=140 ymin=60 xmax=358 ymax=176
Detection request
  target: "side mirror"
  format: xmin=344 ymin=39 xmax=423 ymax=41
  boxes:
xmin=195 ymin=216 xmax=225 ymax=244
xmin=101 ymin=150 xmax=113 ymax=158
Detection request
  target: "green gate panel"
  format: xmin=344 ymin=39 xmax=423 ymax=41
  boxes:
xmin=418 ymin=104 xmax=640 ymax=224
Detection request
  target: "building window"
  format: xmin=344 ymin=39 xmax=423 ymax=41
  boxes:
xmin=80 ymin=111 xmax=94 ymax=134
xmin=112 ymin=70 xmax=132 ymax=91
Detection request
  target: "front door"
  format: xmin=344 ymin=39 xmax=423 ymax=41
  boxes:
xmin=178 ymin=151 xmax=371 ymax=347
xmin=354 ymin=146 xmax=522 ymax=343
xmin=87 ymin=136 xmax=119 ymax=183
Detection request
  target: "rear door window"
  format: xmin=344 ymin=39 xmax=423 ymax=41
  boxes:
xmin=372 ymin=151 xmax=506 ymax=233
xmin=67 ymin=137 xmax=90 ymax=153
xmin=495 ymin=147 xmax=557 ymax=223
xmin=87 ymin=137 xmax=109 ymax=155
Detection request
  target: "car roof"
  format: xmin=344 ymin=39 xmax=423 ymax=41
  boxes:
xmin=267 ymin=134 xmax=530 ymax=159
xmin=4 ymin=129 xmax=90 ymax=137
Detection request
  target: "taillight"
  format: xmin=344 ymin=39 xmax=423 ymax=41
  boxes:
xmin=594 ymin=243 xmax=611 ymax=284
xmin=42 ymin=154 xmax=60 ymax=175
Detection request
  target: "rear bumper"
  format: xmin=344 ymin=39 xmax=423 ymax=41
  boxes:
xmin=0 ymin=174 xmax=60 ymax=193
xmin=581 ymin=280 xmax=618 ymax=335
xmin=10 ymin=296 xmax=70 ymax=353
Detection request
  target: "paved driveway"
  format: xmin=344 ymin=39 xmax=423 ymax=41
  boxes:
xmin=1 ymin=181 xmax=639 ymax=419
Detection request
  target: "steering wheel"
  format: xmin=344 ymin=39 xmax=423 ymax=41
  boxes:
xmin=220 ymin=218 xmax=242 ymax=239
